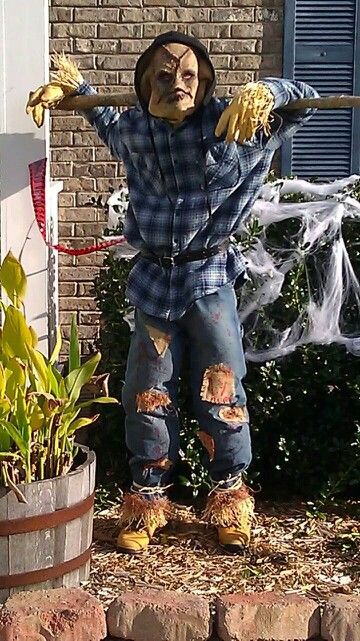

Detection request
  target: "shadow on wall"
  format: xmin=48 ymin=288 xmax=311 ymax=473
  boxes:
xmin=0 ymin=133 xmax=45 ymax=200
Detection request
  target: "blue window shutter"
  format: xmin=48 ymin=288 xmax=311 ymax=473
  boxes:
xmin=282 ymin=0 xmax=360 ymax=179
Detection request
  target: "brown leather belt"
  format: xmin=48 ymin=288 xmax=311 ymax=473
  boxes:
xmin=140 ymin=239 xmax=230 ymax=269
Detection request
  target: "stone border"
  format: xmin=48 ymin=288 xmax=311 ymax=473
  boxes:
xmin=0 ymin=588 xmax=359 ymax=641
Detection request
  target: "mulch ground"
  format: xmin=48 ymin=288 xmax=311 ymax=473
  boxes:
xmin=85 ymin=500 xmax=360 ymax=608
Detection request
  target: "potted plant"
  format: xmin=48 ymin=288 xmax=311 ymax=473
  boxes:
xmin=0 ymin=251 xmax=118 ymax=602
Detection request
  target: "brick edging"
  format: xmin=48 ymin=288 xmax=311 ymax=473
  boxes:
xmin=0 ymin=587 xmax=358 ymax=641
xmin=105 ymin=589 xmax=360 ymax=641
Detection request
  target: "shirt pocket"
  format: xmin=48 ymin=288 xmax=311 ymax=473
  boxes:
xmin=205 ymin=142 xmax=240 ymax=192
xmin=131 ymin=152 xmax=164 ymax=195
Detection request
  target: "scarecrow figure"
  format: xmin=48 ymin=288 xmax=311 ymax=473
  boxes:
xmin=27 ymin=32 xmax=318 ymax=554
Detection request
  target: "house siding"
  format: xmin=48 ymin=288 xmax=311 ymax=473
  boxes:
xmin=49 ymin=0 xmax=284 ymax=354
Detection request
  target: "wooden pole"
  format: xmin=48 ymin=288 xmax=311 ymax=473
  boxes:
xmin=57 ymin=93 xmax=360 ymax=111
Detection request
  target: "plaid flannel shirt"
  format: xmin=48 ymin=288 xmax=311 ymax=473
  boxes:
xmin=78 ymin=77 xmax=318 ymax=319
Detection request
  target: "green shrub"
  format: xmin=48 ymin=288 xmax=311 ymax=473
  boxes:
xmin=92 ymin=180 xmax=360 ymax=502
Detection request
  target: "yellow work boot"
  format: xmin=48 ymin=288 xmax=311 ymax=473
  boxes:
xmin=117 ymin=524 xmax=157 ymax=554
xmin=204 ymin=481 xmax=254 ymax=553
xmin=116 ymin=492 xmax=170 ymax=555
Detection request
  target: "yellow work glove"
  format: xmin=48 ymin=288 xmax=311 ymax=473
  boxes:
xmin=215 ymin=82 xmax=275 ymax=144
xmin=26 ymin=53 xmax=84 ymax=127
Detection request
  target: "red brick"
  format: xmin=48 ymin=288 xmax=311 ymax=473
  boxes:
xmin=52 ymin=148 xmax=94 ymax=163
xmin=74 ymin=7 xmax=118 ymax=22
xmin=143 ymin=23 xmax=185 ymax=38
xmin=75 ymin=222 xmax=106 ymax=237
xmin=98 ymin=23 xmax=142 ymax=38
xmin=210 ymin=40 xmax=258 ymax=54
xmin=52 ymin=0 xmax=96 ymax=5
xmin=60 ymin=296 xmax=98 ymax=311
xmin=119 ymin=39 xmax=152 ymax=53
xmin=322 ymin=595 xmax=360 ymax=641
xmin=0 ymin=588 xmax=106 ymax=641
xmin=73 ymin=163 xmax=117 ymax=178
xmin=87 ymin=70 xmax=118 ymax=86
xmin=97 ymin=54 xmax=138 ymax=70
xmin=76 ymin=253 xmax=104 ymax=266
xmin=59 ymin=282 xmax=77 ymax=297
xmin=211 ymin=7 xmax=254 ymax=21
xmin=52 ymin=23 xmax=97 ymax=38
xmin=59 ymin=207 xmax=98 ymax=222
xmin=49 ymin=7 xmax=73 ymax=21
xmin=231 ymin=54 xmax=262 ymax=70
xmin=79 ymin=311 xmax=101 ymax=323
xmin=216 ymin=592 xmax=320 ymax=641
xmin=51 ymin=162 xmax=73 ymax=178
xmin=256 ymin=7 xmax=283 ymax=22
xmin=72 ymin=132 xmax=102 ymax=148
xmin=119 ymin=7 xmax=164 ymax=22
xmin=107 ymin=589 xmax=211 ymax=641
xmin=61 ymin=267 xmax=100 ymax=281
xmin=58 ymin=193 xmax=76 ymax=207
xmin=187 ymin=23 xmax=231 ymax=38
xmin=75 ymin=38 xmax=119 ymax=54
xmin=231 ymin=23 xmax=263 ymax=38
xmin=50 ymin=37 xmax=73 ymax=53
xmin=167 ymin=8 xmax=210 ymax=21
xmin=52 ymin=115 xmax=85 ymax=131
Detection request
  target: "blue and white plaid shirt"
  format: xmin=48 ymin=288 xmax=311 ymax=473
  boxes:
xmin=78 ymin=78 xmax=318 ymax=319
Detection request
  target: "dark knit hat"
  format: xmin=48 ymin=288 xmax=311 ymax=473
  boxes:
xmin=134 ymin=31 xmax=216 ymax=108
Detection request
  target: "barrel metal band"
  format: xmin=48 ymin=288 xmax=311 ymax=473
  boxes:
xmin=0 ymin=547 xmax=92 ymax=589
xmin=0 ymin=492 xmax=95 ymax=536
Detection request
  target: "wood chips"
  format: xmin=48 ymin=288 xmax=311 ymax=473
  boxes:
xmin=84 ymin=500 xmax=359 ymax=608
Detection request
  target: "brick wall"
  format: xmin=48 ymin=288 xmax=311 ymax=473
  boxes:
xmin=49 ymin=0 xmax=284 ymax=354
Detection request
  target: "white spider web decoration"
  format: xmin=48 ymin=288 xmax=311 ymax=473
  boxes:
xmin=106 ymin=175 xmax=360 ymax=362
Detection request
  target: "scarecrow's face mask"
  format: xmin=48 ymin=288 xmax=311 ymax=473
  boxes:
xmin=141 ymin=43 xmax=211 ymax=124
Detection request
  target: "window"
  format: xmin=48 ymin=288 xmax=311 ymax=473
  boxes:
xmin=282 ymin=0 xmax=360 ymax=178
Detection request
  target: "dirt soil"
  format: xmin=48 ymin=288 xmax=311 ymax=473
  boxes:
xmin=85 ymin=500 xmax=360 ymax=608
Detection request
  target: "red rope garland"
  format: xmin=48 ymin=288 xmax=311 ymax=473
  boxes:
xmin=29 ymin=158 xmax=126 ymax=255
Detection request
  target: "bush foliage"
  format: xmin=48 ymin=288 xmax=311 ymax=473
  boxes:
xmin=92 ymin=179 xmax=360 ymax=503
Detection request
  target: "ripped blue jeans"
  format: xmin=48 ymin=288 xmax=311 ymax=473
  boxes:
xmin=122 ymin=283 xmax=252 ymax=498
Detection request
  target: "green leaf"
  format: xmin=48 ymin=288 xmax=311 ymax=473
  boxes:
xmin=0 ymin=423 xmax=11 ymax=450
xmin=0 ymin=251 xmax=27 ymax=306
xmin=2 ymin=306 xmax=33 ymax=360
xmin=47 ymin=364 xmax=60 ymax=397
xmin=0 ymin=399 xmax=11 ymax=419
xmin=0 ymin=364 xmax=7 ymax=399
xmin=66 ymin=414 xmax=99 ymax=436
xmin=27 ymin=347 xmax=50 ymax=392
xmin=65 ymin=352 xmax=101 ymax=404
xmin=5 ymin=358 xmax=27 ymax=400
xmin=14 ymin=388 xmax=31 ymax=445
xmin=0 ymin=420 xmax=27 ymax=455
xmin=76 ymin=396 xmax=119 ymax=409
xmin=69 ymin=315 xmax=80 ymax=373
xmin=49 ymin=326 xmax=62 ymax=365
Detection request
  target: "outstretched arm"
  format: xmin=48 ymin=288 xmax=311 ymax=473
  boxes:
xmin=215 ymin=78 xmax=319 ymax=145
xmin=26 ymin=54 xmax=126 ymax=161
xmin=260 ymin=77 xmax=319 ymax=145
xmin=74 ymin=81 xmax=126 ymax=161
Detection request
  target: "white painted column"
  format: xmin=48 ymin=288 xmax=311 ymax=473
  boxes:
xmin=0 ymin=0 xmax=58 ymax=356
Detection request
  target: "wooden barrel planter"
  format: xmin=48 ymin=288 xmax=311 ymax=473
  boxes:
xmin=0 ymin=446 xmax=96 ymax=603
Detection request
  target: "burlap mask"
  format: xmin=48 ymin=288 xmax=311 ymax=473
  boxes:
xmin=140 ymin=43 xmax=212 ymax=124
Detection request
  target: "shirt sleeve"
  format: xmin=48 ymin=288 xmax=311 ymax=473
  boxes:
xmin=123 ymin=203 xmax=145 ymax=249
xmin=260 ymin=77 xmax=319 ymax=148
xmin=75 ymin=81 xmax=126 ymax=161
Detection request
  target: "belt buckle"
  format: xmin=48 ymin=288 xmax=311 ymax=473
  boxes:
xmin=160 ymin=255 xmax=175 ymax=269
